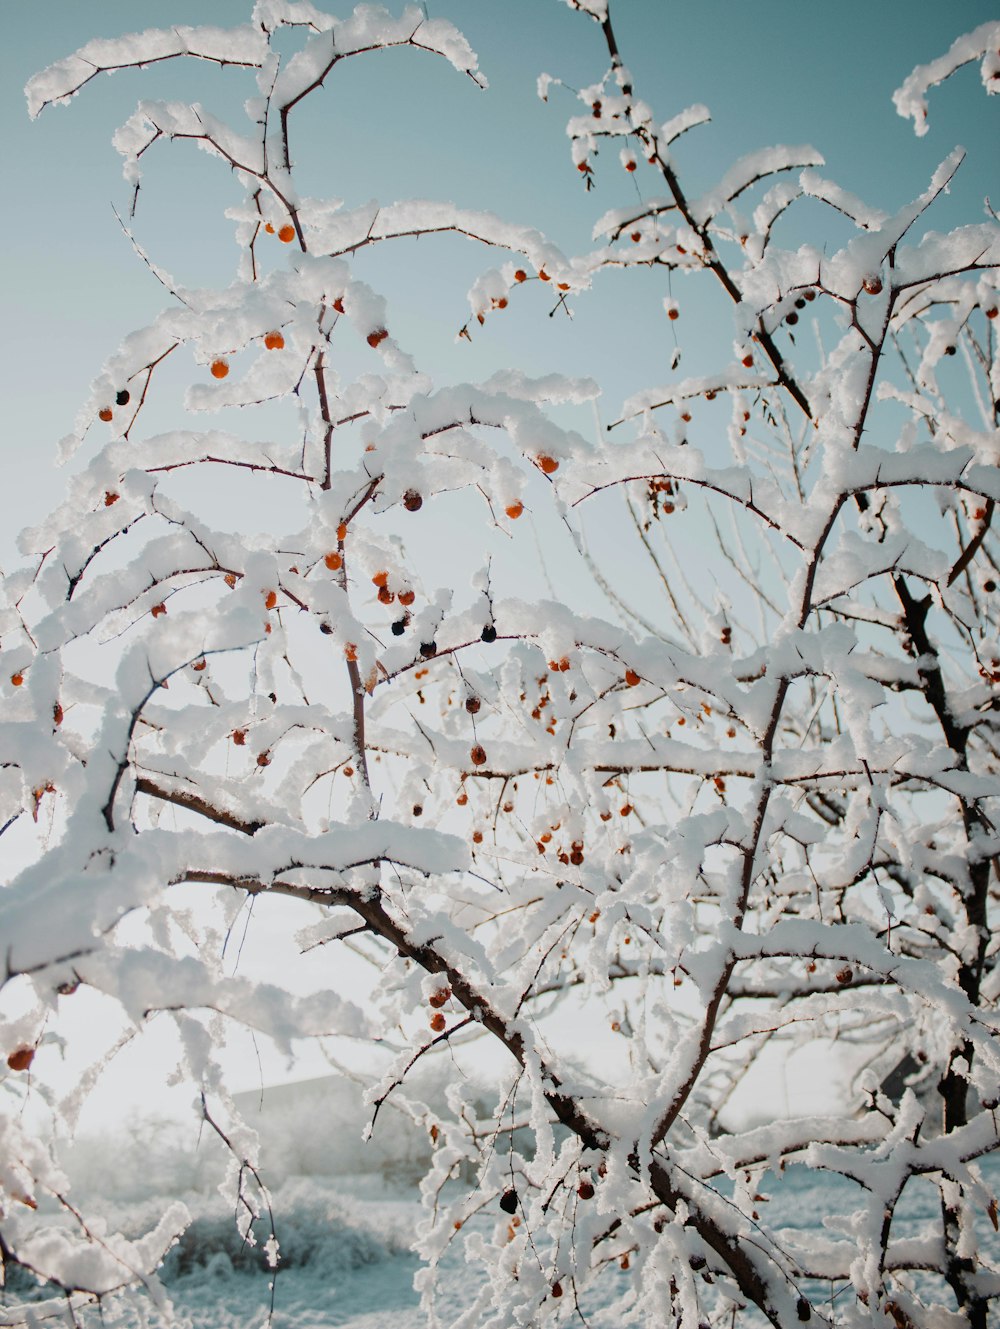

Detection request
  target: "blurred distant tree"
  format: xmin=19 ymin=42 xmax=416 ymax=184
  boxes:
xmin=3 ymin=5 xmax=1000 ymax=1327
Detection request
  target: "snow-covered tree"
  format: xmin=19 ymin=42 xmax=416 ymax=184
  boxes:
xmin=3 ymin=5 xmax=1000 ymax=1326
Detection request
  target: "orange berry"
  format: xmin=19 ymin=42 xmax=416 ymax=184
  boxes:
xmin=631 ymin=231 xmax=642 ymax=243
xmin=456 ymin=791 xmax=468 ymax=806
xmin=151 ymin=603 xmax=167 ymax=618
xmin=557 ymin=282 xmax=570 ymax=291
xmin=264 ymin=222 xmax=275 ymax=234
xmin=514 ymin=269 xmax=527 ymax=282
xmin=263 ymin=330 xmax=285 ymax=350
xmin=224 ymin=572 xmax=237 ymax=588
xmin=343 ymin=765 xmax=354 ymax=777
xmin=505 ymin=502 xmax=523 ymax=519
xmin=210 ymin=359 xmax=229 ymax=379
xmin=264 ymin=590 xmax=277 ymax=609
xmin=430 ymin=1012 xmax=446 ymax=1032
xmin=398 ymin=589 xmax=415 ymax=606
xmin=538 ymin=269 xmax=550 ymax=282
xmin=625 ymin=160 xmax=637 ymax=172
xmin=232 ymin=729 xmax=247 ymax=746
xmin=278 ymin=224 xmax=295 ymax=243
xmin=192 ymin=660 xmax=207 ymax=672
xmin=98 ymin=407 xmax=113 ymax=422
xmin=377 ymin=585 xmax=394 ymax=604
xmin=336 ymin=522 xmax=348 ymax=541
xmin=428 ymin=987 xmax=451 ymax=1009
xmin=6 ymin=1047 xmax=34 ymax=1072
xmin=497 ymin=297 xmax=508 ymax=309
xmin=345 ymin=643 xmax=358 ymax=662
xmin=367 ymin=328 xmax=388 ymax=348
xmin=472 ymin=829 xmax=483 ymax=844
xmin=52 ymin=702 xmax=64 ymax=724
xmin=256 ymin=749 xmax=271 ymax=767
xmin=372 ymin=571 xmax=389 ymax=588
xmin=742 ymin=355 xmax=754 ymax=368
xmin=986 ymin=306 xmax=998 ymax=319
xmin=668 ymin=307 xmax=679 ymax=320
xmin=325 ymin=552 xmax=343 ymax=571
xmin=470 ymin=744 xmax=487 ymax=766
xmin=104 ymin=491 xmax=119 ymax=506
xmin=536 ymin=454 xmax=559 ymax=474
xmin=625 ymin=669 xmax=640 ymax=687
xmin=403 ymin=489 xmax=423 ymax=512
xmin=333 ymin=297 xmax=345 ymax=314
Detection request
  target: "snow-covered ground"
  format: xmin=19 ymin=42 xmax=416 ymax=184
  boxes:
xmin=8 ymin=1076 xmax=1000 ymax=1327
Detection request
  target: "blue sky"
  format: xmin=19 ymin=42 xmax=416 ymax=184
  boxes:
xmin=2 ymin=1 xmax=997 ymax=1114
xmin=2 ymin=0 xmax=996 ymax=567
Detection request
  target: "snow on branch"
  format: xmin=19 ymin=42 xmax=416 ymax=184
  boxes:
xmin=25 ymin=25 xmax=268 ymax=119
xmin=894 ymin=19 xmax=1000 ymax=136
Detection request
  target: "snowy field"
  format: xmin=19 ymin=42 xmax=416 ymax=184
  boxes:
xmin=9 ymin=1075 xmax=999 ymax=1328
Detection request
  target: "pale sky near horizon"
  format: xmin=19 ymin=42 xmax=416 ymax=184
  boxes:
xmin=2 ymin=1 xmax=998 ymax=1124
